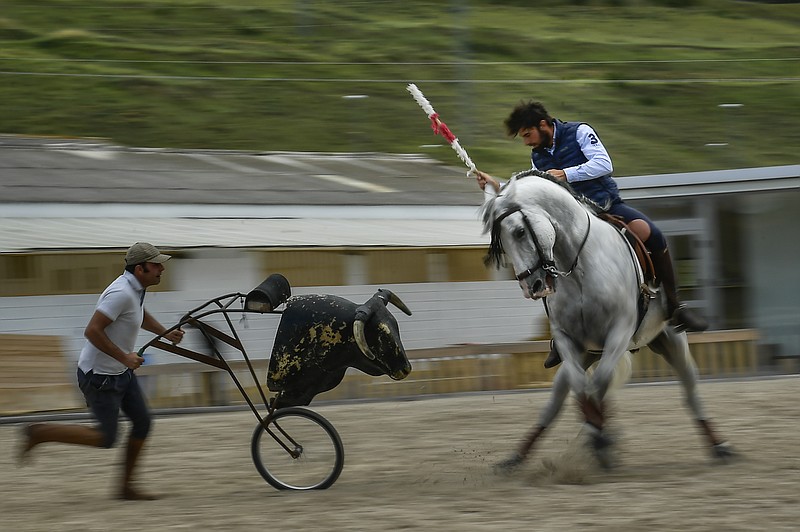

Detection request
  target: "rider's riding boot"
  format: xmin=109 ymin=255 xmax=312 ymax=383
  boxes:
xmin=544 ymin=339 xmax=562 ymax=368
xmin=651 ymin=248 xmax=709 ymax=332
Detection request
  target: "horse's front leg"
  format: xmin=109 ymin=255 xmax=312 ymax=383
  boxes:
xmin=494 ymin=366 xmax=570 ymax=473
xmin=579 ymin=324 xmax=633 ymax=468
xmin=552 ymin=331 xmax=589 ymax=396
xmin=495 ymin=352 xmax=598 ymax=473
xmin=585 ymin=322 xmax=633 ymax=404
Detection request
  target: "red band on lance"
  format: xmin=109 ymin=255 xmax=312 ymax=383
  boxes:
xmin=429 ymin=113 xmax=457 ymax=143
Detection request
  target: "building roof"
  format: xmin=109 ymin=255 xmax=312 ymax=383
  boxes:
xmin=0 ymin=215 xmax=487 ymax=251
xmin=0 ymin=135 xmax=477 ymax=206
xmin=1 ymin=135 xmax=798 ymax=252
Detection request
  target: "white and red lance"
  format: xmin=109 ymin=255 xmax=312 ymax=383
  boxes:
xmin=406 ymin=83 xmax=476 ymax=177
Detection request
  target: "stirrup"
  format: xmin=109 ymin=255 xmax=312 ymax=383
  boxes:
xmin=544 ymin=340 xmax=562 ymax=368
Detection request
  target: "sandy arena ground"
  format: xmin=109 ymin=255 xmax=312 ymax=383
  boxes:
xmin=2 ymin=376 xmax=798 ymax=531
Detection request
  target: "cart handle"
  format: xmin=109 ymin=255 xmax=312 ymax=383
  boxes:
xmin=136 ymin=292 xmax=283 ymax=358
xmin=137 ymin=320 xmax=187 ymax=357
xmin=178 ymin=292 xmax=246 ymax=321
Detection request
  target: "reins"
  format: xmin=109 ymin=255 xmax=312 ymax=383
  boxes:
xmin=488 ymin=204 xmax=592 ymax=282
xmin=515 ymin=210 xmax=592 ymax=282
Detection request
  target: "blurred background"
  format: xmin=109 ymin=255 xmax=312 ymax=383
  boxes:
xmin=1 ymin=0 xmax=798 ymax=414
xmin=1 ymin=0 xmax=799 ymax=174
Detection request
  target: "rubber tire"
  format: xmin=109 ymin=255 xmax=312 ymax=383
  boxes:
xmin=251 ymin=406 xmax=344 ymax=490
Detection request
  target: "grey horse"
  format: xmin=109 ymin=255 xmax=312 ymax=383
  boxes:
xmin=481 ymin=169 xmax=733 ymax=469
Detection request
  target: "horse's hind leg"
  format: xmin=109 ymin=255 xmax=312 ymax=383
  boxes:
xmin=648 ymin=329 xmax=734 ymax=460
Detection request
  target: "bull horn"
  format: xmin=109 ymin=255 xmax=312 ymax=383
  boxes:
xmin=376 ymin=289 xmax=412 ymax=316
xmin=353 ymin=318 xmax=376 ymax=360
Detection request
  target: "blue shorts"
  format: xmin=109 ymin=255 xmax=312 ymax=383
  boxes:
xmin=77 ymin=368 xmax=152 ymax=447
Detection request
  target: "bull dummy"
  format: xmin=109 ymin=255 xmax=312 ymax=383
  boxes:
xmin=267 ymin=289 xmax=413 ymax=407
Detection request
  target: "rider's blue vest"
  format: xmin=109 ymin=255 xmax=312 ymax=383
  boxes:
xmin=531 ymin=120 xmax=621 ymax=207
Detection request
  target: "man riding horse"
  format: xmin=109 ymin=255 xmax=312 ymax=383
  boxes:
xmin=475 ymin=100 xmax=708 ymax=368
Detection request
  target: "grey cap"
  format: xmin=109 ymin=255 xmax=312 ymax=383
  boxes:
xmin=125 ymin=242 xmax=171 ymax=265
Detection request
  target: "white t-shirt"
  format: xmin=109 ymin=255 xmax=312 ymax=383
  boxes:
xmin=78 ymin=271 xmax=144 ymax=375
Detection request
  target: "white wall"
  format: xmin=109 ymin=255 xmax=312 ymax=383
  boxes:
xmin=170 ymin=248 xmax=262 ymax=293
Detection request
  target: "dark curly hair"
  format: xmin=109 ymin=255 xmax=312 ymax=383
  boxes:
xmin=504 ymin=101 xmax=553 ymax=137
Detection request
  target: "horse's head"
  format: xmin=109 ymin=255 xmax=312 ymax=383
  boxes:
xmin=487 ymin=205 xmax=558 ymax=300
xmin=481 ymin=171 xmax=589 ymax=300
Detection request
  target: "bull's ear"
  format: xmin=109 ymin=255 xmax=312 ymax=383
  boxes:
xmin=353 ymin=307 xmax=376 ymax=360
xmin=375 ymin=289 xmax=412 ymax=316
xmin=354 ymin=305 xmax=372 ymax=323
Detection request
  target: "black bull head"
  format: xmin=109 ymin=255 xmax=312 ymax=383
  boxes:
xmin=267 ymin=289 xmax=413 ymax=407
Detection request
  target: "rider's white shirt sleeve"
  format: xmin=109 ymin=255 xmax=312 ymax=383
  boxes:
xmin=562 ymin=124 xmax=613 ymax=183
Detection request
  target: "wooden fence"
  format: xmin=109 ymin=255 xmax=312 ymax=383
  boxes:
xmin=82 ymin=330 xmax=773 ymax=409
xmin=0 ymin=334 xmax=83 ymax=415
xmin=2 ymin=329 xmax=791 ymax=415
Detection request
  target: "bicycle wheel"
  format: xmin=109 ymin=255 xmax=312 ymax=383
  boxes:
xmin=251 ymin=406 xmax=344 ymax=490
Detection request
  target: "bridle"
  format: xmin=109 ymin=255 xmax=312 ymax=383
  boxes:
xmin=492 ymin=206 xmax=592 ymax=282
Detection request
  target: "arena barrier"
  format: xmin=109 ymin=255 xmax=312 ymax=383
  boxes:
xmin=136 ymin=330 xmax=765 ymax=409
xmin=0 ymin=334 xmax=83 ymax=415
xmin=0 ymin=329 xmax=780 ymax=414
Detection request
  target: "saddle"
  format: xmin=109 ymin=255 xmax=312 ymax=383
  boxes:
xmin=597 ymin=213 xmax=660 ymax=342
xmin=597 ymin=213 xmax=656 ymax=286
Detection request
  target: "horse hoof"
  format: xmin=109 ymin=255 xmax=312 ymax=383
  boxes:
xmin=711 ymin=441 xmax=735 ymax=462
xmin=591 ymin=432 xmax=615 ymax=470
xmin=493 ymin=453 xmax=524 ymax=474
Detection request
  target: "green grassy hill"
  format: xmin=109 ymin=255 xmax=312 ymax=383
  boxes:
xmin=1 ymin=0 xmax=799 ymax=177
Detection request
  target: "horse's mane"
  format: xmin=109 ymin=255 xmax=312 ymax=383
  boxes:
xmin=512 ymin=169 xmax=605 ymax=213
xmin=480 ymin=169 xmax=604 ymax=269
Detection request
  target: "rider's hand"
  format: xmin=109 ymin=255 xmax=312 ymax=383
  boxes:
xmin=475 ymin=170 xmax=500 ymax=192
xmin=164 ymin=328 xmax=185 ymax=345
xmin=548 ymin=169 xmax=567 ymax=182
